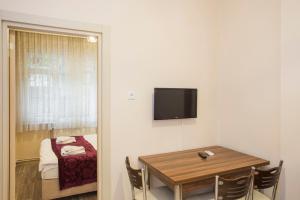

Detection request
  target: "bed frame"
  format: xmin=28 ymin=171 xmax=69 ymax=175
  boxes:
xmin=42 ymin=179 xmax=97 ymax=200
xmin=42 ymin=129 xmax=97 ymax=200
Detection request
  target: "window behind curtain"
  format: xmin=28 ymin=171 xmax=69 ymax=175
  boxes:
xmin=14 ymin=30 xmax=98 ymax=132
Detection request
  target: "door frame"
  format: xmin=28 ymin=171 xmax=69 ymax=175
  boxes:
xmin=0 ymin=10 xmax=111 ymax=200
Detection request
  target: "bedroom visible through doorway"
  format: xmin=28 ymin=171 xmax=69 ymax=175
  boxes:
xmin=9 ymin=28 xmax=100 ymax=200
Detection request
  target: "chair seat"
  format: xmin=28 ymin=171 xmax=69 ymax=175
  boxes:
xmin=252 ymin=190 xmax=271 ymax=200
xmin=186 ymin=192 xmax=214 ymax=200
xmin=135 ymin=189 xmax=215 ymax=200
xmin=186 ymin=192 xmax=247 ymax=200
xmin=134 ymin=186 xmax=173 ymax=200
xmin=135 ymin=189 xmax=250 ymax=200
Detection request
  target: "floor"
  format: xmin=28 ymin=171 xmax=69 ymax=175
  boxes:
xmin=16 ymin=161 xmax=97 ymax=200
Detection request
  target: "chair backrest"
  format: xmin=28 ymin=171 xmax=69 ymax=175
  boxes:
xmin=254 ymin=160 xmax=283 ymax=190
xmin=125 ymin=156 xmax=144 ymax=190
xmin=254 ymin=160 xmax=283 ymax=200
xmin=215 ymin=168 xmax=255 ymax=200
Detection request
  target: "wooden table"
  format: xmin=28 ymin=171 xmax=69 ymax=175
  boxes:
xmin=139 ymin=146 xmax=269 ymax=200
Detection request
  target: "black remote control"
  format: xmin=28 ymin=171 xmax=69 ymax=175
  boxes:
xmin=198 ymin=152 xmax=209 ymax=159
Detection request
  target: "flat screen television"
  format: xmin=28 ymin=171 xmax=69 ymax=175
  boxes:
xmin=154 ymin=88 xmax=197 ymax=120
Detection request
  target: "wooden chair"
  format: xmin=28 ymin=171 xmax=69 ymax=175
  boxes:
xmin=186 ymin=167 xmax=255 ymax=200
xmin=251 ymin=161 xmax=283 ymax=200
xmin=125 ymin=157 xmax=173 ymax=200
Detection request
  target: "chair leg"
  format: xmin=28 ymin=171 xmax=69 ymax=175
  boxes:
xmin=142 ymin=187 xmax=147 ymax=200
xmin=131 ymin=185 xmax=135 ymax=200
xmin=272 ymin=184 xmax=279 ymax=200
xmin=248 ymin=174 xmax=254 ymax=200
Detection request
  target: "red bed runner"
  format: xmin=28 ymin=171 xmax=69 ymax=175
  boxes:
xmin=51 ymin=136 xmax=97 ymax=190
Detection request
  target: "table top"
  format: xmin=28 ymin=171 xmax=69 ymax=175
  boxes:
xmin=139 ymin=146 xmax=269 ymax=185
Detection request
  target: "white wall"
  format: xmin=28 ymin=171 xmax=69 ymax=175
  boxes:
xmin=216 ymin=0 xmax=281 ymax=164
xmin=216 ymin=0 xmax=282 ymax=197
xmin=281 ymin=0 xmax=300 ymax=199
xmin=0 ymin=0 xmax=218 ymax=199
xmin=110 ymin=1 xmax=218 ymax=199
xmin=217 ymin=0 xmax=300 ymax=199
xmin=2 ymin=0 xmax=300 ymax=199
xmin=0 ymin=0 xmax=111 ymax=25
xmin=216 ymin=1 xmax=282 ymax=198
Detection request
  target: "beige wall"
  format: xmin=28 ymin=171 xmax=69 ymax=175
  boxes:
xmin=2 ymin=0 xmax=300 ymax=199
xmin=216 ymin=0 xmax=281 ymax=164
xmin=281 ymin=0 xmax=300 ymax=199
xmin=216 ymin=0 xmax=282 ymax=197
xmin=0 ymin=0 xmax=218 ymax=199
xmin=215 ymin=0 xmax=282 ymax=198
xmin=110 ymin=1 xmax=218 ymax=199
xmin=216 ymin=0 xmax=300 ymax=199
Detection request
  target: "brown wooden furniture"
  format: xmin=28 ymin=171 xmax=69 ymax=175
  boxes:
xmin=139 ymin=146 xmax=269 ymax=200
xmin=252 ymin=160 xmax=283 ymax=200
xmin=42 ymin=179 xmax=97 ymax=200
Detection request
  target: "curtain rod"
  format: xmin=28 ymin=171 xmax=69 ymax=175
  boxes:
xmin=9 ymin=27 xmax=98 ymax=39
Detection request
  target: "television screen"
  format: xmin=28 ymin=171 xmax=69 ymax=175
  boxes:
xmin=154 ymin=88 xmax=197 ymax=120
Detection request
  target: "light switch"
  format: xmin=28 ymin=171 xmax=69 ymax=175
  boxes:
xmin=128 ymin=91 xmax=136 ymax=100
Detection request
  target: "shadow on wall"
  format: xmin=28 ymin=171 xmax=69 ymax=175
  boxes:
xmin=152 ymin=119 xmax=197 ymax=128
xmin=279 ymin=167 xmax=286 ymax=200
xmin=121 ymin=165 xmax=131 ymax=200
xmin=152 ymin=119 xmax=181 ymax=128
xmin=121 ymin=159 xmax=169 ymax=200
xmin=152 ymin=118 xmax=197 ymax=128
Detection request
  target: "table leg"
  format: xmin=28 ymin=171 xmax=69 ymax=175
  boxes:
xmin=174 ymin=185 xmax=182 ymax=200
xmin=144 ymin=165 xmax=150 ymax=189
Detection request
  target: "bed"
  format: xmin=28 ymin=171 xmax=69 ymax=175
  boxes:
xmin=39 ymin=134 xmax=97 ymax=200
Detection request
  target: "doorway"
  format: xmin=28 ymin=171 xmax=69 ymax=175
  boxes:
xmin=5 ymin=22 xmax=102 ymax=200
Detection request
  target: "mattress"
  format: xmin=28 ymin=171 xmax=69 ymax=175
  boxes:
xmin=39 ymin=134 xmax=97 ymax=180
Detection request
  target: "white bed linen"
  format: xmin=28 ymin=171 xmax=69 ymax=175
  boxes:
xmin=39 ymin=134 xmax=97 ymax=180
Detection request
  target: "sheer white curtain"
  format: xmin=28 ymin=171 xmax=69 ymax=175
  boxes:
xmin=14 ymin=30 xmax=98 ymax=132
